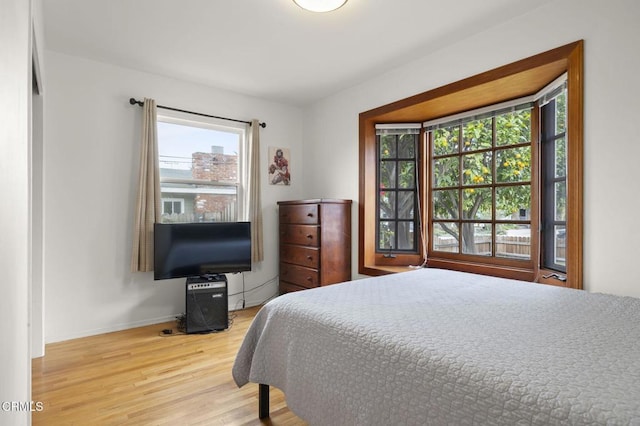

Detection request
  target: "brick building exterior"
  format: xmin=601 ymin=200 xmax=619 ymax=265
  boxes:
xmin=191 ymin=149 xmax=238 ymax=218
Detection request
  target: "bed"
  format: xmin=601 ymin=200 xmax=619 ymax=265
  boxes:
xmin=232 ymin=268 xmax=640 ymax=425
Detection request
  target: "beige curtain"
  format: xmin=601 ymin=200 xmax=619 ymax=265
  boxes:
xmin=131 ymin=98 xmax=161 ymax=272
xmin=247 ymin=120 xmax=264 ymax=262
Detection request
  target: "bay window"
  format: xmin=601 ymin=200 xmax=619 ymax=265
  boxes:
xmin=359 ymin=41 xmax=583 ymax=288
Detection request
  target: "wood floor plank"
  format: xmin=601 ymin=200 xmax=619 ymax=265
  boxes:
xmin=32 ymin=306 xmax=306 ymax=425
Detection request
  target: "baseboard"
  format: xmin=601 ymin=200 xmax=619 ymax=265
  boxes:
xmin=45 ymin=296 xmax=274 ymax=345
xmin=45 ymin=313 xmax=182 ymax=344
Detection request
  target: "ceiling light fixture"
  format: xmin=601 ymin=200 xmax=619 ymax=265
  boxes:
xmin=293 ymin=0 xmax=347 ymax=13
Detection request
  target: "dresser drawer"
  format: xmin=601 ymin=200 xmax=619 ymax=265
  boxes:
xmin=279 ymin=204 xmax=319 ymax=224
xmin=280 ymin=263 xmax=319 ymax=288
xmin=279 ymin=281 xmax=310 ymax=293
xmin=279 ymin=224 xmax=320 ymax=247
xmin=280 ymin=245 xmax=320 ymax=268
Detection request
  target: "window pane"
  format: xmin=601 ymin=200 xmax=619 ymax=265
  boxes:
xmin=463 ymin=118 xmax=492 ymax=151
xmin=398 ymin=134 xmax=416 ymax=158
xmin=555 ymin=92 xmax=566 ymax=134
xmin=433 ymin=126 xmax=459 ymax=156
xmin=496 ymin=146 xmax=531 ymax=183
xmin=158 ymin=122 xmax=240 ymax=181
xmin=379 ymin=161 xmax=396 ymax=189
xmin=397 ymin=221 xmax=414 ymax=250
xmin=496 ymin=224 xmax=531 ymax=260
xmin=433 ymin=190 xmax=458 ymax=219
xmin=462 ymin=223 xmax=492 ymax=256
xmin=379 ymin=191 xmax=395 ymax=219
xmin=555 ymin=225 xmax=566 ymax=266
xmin=376 ymin=131 xmax=419 ymax=255
xmin=433 ymin=222 xmax=459 ymax=253
xmin=379 ymin=221 xmax=395 ymax=250
xmin=398 ymin=161 xmax=415 ymax=189
xmin=398 ymin=192 xmax=414 ymax=219
xmin=160 ymin=184 xmax=237 ymax=222
xmin=379 ymin=136 xmax=396 ymax=159
xmin=433 ymin=157 xmax=460 ymax=188
xmin=496 ymin=185 xmax=531 ymax=221
xmin=541 ymin=93 xmax=568 ymax=273
xmin=496 ymin=109 xmax=531 ymax=146
xmin=462 ymin=152 xmax=492 ymax=185
xmin=555 ymin=137 xmax=566 ymax=178
xmin=157 ymin=120 xmax=243 ymax=224
xmin=462 ymin=187 xmax=492 ymax=219
xmin=555 ymin=181 xmax=566 ymax=221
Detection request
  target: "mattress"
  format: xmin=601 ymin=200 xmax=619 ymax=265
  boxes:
xmin=233 ymin=268 xmax=640 ymax=425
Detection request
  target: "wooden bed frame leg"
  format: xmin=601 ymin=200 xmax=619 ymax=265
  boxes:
xmin=259 ymin=383 xmax=270 ymax=419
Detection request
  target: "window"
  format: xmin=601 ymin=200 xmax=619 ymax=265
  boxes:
xmin=428 ymin=104 xmax=533 ymax=263
xmin=541 ymin=86 xmax=567 ymax=273
xmin=376 ymin=125 xmax=420 ymax=256
xmin=157 ymin=114 xmax=246 ymax=223
xmin=162 ymin=198 xmax=184 ymax=215
xmin=359 ymin=41 xmax=583 ymax=288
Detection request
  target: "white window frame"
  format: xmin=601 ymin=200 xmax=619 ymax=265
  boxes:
xmin=156 ymin=110 xmax=247 ymax=221
xmin=161 ymin=198 xmax=185 ymax=215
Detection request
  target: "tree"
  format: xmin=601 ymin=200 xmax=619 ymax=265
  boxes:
xmin=432 ymin=109 xmax=532 ymax=255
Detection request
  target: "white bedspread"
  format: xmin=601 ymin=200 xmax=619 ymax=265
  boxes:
xmin=232 ymin=268 xmax=640 ymax=425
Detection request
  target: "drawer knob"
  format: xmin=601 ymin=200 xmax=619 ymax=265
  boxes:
xmin=306 ymin=234 xmax=313 ymax=239
xmin=306 ymin=276 xmax=313 ymax=282
xmin=306 ymin=255 xmax=313 ymax=260
xmin=307 ymin=213 xmax=314 ymax=217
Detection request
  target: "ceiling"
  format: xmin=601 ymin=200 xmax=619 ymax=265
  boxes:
xmin=43 ymin=0 xmax=550 ymax=106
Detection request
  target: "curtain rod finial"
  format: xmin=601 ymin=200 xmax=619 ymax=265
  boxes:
xmin=129 ymin=97 xmax=143 ymax=106
xmin=260 ymin=122 xmax=267 ymax=128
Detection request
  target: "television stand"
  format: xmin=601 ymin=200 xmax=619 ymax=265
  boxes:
xmin=185 ymin=275 xmax=228 ymax=333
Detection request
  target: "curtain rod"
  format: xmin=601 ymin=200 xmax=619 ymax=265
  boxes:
xmin=128 ymin=98 xmax=266 ymax=128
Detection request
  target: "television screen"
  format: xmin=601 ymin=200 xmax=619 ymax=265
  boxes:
xmin=154 ymin=222 xmax=251 ymax=280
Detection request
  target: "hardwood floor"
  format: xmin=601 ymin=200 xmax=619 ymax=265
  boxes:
xmin=32 ymin=306 xmax=306 ymax=425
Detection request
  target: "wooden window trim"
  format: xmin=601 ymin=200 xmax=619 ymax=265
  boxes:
xmin=359 ymin=41 xmax=583 ymax=289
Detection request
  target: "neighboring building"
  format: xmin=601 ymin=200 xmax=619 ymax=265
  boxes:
xmin=160 ymin=146 xmax=238 ymax=223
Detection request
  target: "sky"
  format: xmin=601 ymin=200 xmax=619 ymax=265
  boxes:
xmin=157 ymin=121 xmax=240 ymax=170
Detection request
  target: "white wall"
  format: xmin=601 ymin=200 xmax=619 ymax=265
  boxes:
xmin=31 ymin=0 xmax=46 ymax=360
xmin=44 ymin=51 xmax=306 ymax=343
xmin=303 ymin=0 xmax=640 ymax=297
xmin=0 ymin=0 xmax=35 ymax=423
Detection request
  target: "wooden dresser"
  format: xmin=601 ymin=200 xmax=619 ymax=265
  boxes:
xmin=278 ymin=199 xmax=352 ymax=293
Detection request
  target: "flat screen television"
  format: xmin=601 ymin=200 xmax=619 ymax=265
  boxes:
xmin=154 ymin=222 xmax=251 ymax=280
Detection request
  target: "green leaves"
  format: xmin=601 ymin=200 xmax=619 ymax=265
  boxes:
xmin=433 ymin=127 xmax=459 ymax=156
xmin=431 ymin=109 xmax=532 ymax=255
xmin=496 ymin=110 xmax=531 ymax=146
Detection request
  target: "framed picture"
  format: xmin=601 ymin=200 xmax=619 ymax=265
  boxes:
xmin=268 ymin=147 xmax=291 ymax=185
